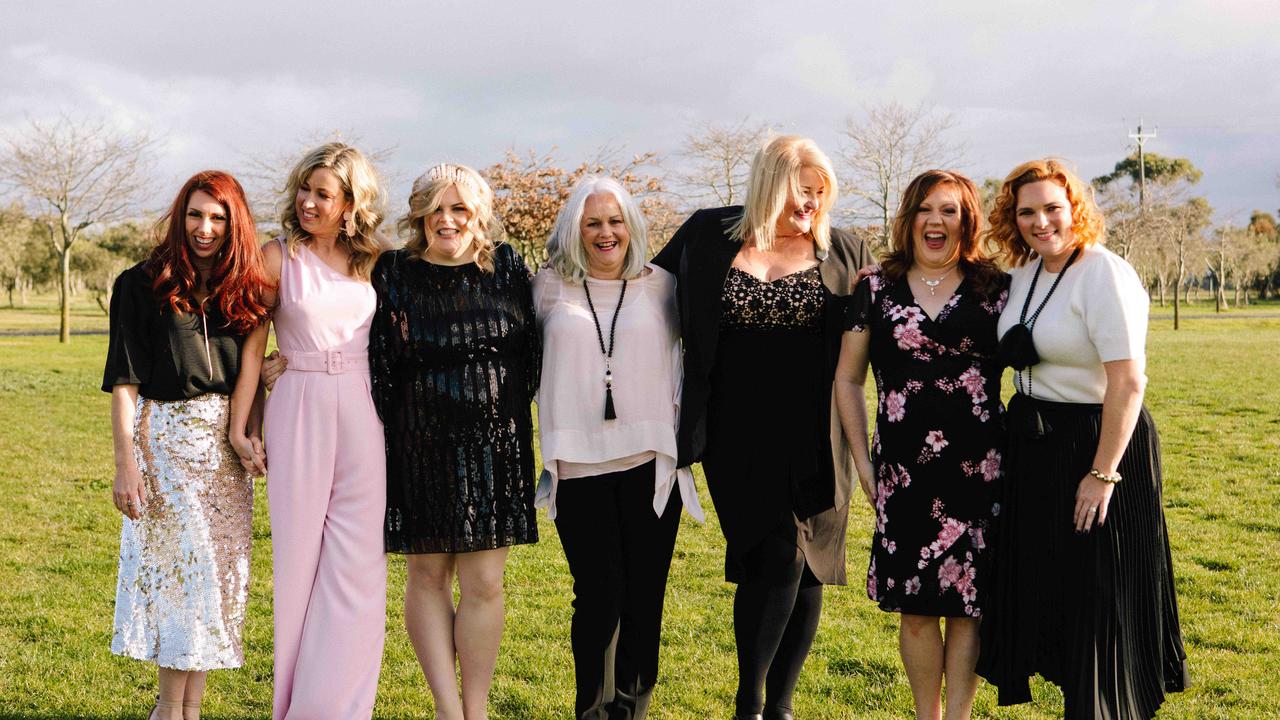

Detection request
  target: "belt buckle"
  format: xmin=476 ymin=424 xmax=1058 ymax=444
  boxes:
xmin=326 ymin=350 xmax=343 ymax=375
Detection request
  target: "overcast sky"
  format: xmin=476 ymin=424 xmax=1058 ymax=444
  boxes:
xmin=3 ymin=0 xmax=1277 ymax=225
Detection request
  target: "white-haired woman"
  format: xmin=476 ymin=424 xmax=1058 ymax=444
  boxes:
xmin=368 ymin=163 xmax=539 ymax=720
xmin=534 ymin=175 xmax=703 ymax=719
xmin=653 ymin=136 xmax=874 ymax=720
xmin=242 ymin=142 xmax=390 ymax=720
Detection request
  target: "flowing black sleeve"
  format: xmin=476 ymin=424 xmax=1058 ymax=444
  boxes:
xmin=651 ymin=209 xmax=698 ymax=274
xmin=101 ymin=266 xmax=154 ymax=392
xmin=368 ymin=252 xmax=401 ymax=424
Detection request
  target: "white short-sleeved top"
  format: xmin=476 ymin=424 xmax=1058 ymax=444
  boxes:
xmin=996 ymin=244 xmax=1149 ymax=404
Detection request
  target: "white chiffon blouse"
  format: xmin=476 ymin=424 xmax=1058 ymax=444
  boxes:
xmin=532 ymin=264 xmax=702 ymax=521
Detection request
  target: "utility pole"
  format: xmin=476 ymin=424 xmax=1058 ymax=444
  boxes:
xmin=1129 ymin=119 xmax=1158 ymax=212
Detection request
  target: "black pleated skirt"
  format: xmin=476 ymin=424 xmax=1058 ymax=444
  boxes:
xmin=977 ymin=393 xmax=1189 ymax=719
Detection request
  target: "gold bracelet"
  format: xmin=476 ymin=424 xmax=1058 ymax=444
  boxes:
xmin=1090 ymin=468 xmax=1122 ymax=484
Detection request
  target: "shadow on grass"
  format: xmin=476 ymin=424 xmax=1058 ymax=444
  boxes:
xmin=0 ymin=715 xmax=436 ymax=720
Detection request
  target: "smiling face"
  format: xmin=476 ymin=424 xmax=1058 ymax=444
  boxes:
xmin=1016 ymin=180 xmax=1076 ymax=269
xmin=911 ymin=183 xmax=963 ymax=271
xmin=580 ymin=191 xmax=630 ymax=280
xmin=184 ymin=189 xmax=228 ymax=263
xmin=295 ymin=166 xmax=350 ymax=239
xmin=774 ymin=166 xmax=825 ymax=239
xmin=424 ymin=184 xmax=476 ymax=264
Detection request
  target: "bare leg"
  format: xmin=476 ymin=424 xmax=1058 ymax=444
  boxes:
xmin=898 ymin=614 xmax=943 ymax=720
xmin=181 ymin=671 xmax=207 ymax=720
xmin=153 ymin=667 xmax=187 ymax=720
xmin=941 ymin=617 xmax=980 ymax=720
xmin=455 ymin=547 xmax=510 ymax=720
xmin=406 ymin=553 xmax=464 ymax=720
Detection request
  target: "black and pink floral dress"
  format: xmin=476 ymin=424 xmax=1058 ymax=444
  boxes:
xmin=847 ymin=270 xmax=1009 ymax=617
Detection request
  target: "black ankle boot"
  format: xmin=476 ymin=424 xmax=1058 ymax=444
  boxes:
xmin=731 ymin=715 xmax=764 ymax=720
xmin=763 ymin=708 xmax=794 ymax=720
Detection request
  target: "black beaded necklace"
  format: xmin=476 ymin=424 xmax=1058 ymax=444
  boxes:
xmin=583 ymin=278 xmax=627 ymax=420
xmin=1014 ymin=247 xmax=1081 ymax=396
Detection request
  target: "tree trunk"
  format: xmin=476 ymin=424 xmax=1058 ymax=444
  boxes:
xmin=1157 ymin=274 xmax=1166 ymax=306
xmin=59 ymin=246 xmax=72 ymax=343
xmin=1174 ymin=263 xmax=1184 ymax=330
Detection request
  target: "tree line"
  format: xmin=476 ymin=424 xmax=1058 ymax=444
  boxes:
xmin=2 ymin=109 xmax=1278 ymax=342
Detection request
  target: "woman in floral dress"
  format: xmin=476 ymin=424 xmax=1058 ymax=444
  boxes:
xmin=835 ymin=170 xmax=1008 ymax=720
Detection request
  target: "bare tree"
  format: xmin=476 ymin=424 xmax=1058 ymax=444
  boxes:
xmin=676 ymin=118 xmax=770 ymax=207
xmin=838 ymin=102 xmax=962 ymax=246
xmin=0 ymin=202 xmax=40 ymax=308
xmin=1156 ymin=197 xmax=1211 ymax=330
xmin=1 ymin=116 xmax=154 ymax=342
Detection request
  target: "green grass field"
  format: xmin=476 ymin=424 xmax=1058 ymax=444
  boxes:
xmin=0 ymin=296 xmax=1277 ymax=718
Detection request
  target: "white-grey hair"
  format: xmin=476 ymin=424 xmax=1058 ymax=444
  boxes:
xmin=547 ymin=175 xmax=648 ymax=283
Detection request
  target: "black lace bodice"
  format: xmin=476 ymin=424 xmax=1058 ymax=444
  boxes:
xmin=369 ymin=244 xmax=540 ymax=553
xmin=719 ymin=265 xmax=824 ymax=332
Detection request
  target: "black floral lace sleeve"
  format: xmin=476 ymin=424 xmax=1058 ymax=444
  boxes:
xmin=845 ymin=273 xmax=875 ymax=332
xmin=368 ymin=252 xmax=402 ymax=425
xmin=509 ymin=248 xmax=541 ymax=399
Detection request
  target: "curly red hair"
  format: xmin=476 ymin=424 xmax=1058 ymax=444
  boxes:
xmin=147 ymin=171 xmax=272 ymax=334
xmin=986 ymin=158 xmax=1105 ymax=267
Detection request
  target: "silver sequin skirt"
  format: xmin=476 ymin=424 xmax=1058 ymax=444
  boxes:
xmin=111 ymin=393 xmax=254 ymax=670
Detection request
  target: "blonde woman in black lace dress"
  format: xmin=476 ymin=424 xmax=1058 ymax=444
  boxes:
xmin=653 ymin=136 xmax=873 ymax=720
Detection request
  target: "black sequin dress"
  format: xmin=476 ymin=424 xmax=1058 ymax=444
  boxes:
xmin=369 ymin=244 xmax=540 ymax=553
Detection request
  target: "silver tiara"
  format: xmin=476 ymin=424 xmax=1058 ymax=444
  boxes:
xmin=412 ymin=163 xmax=479 ymax=195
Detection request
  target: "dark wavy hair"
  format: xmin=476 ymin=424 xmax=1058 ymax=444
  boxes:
xmin=882 ymin=169 xmax=1004 ymax=297
xmin=147 ymin=170 xmax=272 ymax=333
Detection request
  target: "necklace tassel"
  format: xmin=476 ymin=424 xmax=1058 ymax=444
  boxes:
xmin=604 ymin=386 xmax=617 ymax=420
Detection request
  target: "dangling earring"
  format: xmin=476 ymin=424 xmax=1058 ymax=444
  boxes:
xmin=343 ymin=211 xmax=355 ymax=237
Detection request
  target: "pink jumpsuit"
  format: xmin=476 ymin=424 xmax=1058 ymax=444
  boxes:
xmin=265 ymin=241 xmax=387 ymax=719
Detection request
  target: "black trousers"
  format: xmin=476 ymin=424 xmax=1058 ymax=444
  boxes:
xmin=555 ymin=460 xmax=683 ymax=720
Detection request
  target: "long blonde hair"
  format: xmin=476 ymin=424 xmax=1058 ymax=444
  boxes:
xmin=730 ymin=135 xmax=838 ymax=251
xmin=397 ymin=163 xmax=501 ymax=273
xmin=279 ymin=142 xmax=386 ymax=281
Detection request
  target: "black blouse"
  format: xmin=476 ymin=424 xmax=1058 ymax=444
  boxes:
xmin=101 ymin=262 xmax=246 ymax=400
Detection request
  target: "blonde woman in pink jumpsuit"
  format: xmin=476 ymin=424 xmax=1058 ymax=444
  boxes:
xmin=242 ymin=142 xmax=389 ymax=720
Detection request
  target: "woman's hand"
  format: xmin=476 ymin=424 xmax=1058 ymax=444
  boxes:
xmin=855 ymin=459 xmax=877 ymax=510
xmin=231 ymin=431 xmax=267 ymax=476
xmin=261 ymin=350 xmax=287 ymax=391
xmin=112 ymin=464 xmax=146 ymax=520
xmin=1073 ymin=474 xmax=1116 ymax=532
xmin=852 ymin=263 xmax=882 ymax=288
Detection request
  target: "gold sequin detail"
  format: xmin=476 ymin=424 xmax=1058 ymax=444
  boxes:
xmin=111 ymin=393 xmax=253 ymax=670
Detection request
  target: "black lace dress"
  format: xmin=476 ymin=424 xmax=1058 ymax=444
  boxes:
xmin=702 ymin=266 xmax=828 ymax=582
xmin=369 ymin=244 xmax=540 ymax=553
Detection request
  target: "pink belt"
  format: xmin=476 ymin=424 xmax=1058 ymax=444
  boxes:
xmin=285 ymin=349 xmax=370 ymax=374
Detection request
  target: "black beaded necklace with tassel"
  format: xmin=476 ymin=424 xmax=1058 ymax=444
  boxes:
xmin=583 ymin=277 xmax=627 ymax=420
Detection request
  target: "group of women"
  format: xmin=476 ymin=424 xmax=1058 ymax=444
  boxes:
xmin=103 ymin=134 xmax=1188 ymax=720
